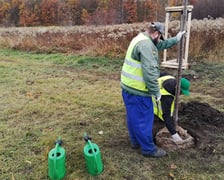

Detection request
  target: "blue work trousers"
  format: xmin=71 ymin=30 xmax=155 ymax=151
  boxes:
xmin=122 ymin=90 xmax=156 ymax=154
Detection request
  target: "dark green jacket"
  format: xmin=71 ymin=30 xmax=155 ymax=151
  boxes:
xmin=121 ymin=32 xmax=178 ymax=97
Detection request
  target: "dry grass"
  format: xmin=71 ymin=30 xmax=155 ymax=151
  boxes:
xmin=0 ymin=18 xmax=224 ymax=60
xmin=0 ymin=24 xmax=145 ymax=57
xmin=0 ymin=49 xmax=124 ymax=179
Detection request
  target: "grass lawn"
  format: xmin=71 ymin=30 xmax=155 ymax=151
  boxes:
xmin=0 ymin=49 xmax=223 ymax=179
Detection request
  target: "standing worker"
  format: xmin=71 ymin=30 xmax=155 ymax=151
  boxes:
xmin=152 ymin=74 xmax=190 ymax=143
xmin=121 ymin=22 xmax=185 ymax=158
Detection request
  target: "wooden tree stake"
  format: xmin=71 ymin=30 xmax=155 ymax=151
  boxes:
xmin=173 ymin=0 xmax=188 ymax=128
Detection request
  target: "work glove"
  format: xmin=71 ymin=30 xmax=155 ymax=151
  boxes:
xmin=176 ymin=31 xmax=186 ymax=41
xmin=172 ymin=133 xmax=184 ymax=143
xmin=155 ymin=93 xmax=161 ymax=102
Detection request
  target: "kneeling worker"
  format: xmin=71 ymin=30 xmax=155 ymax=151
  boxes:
xmin=152 ymin=74 xmax=190 ymax=143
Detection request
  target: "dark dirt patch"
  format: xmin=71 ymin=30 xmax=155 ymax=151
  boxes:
xmin=179 ymin=101 xmax=224 ymax=128
xmin=154 ymin=101 xmax=224 ymax=155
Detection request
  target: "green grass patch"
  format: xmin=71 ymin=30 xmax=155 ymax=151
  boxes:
xmin=0 ymin=49 xmax=223 ymax=179
xmin=0 ymin=48 xmax=123 ymax=72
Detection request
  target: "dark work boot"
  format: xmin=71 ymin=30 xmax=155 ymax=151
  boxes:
xmin=142 ymin=148 xmax=167 ymax=158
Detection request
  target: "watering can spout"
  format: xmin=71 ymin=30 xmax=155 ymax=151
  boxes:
xmin=48 ymin=137 xmax=66 ymax=180
xmin=83 ymin=132 xmax=92 ymax=142
xmin=56 ymin=137 xmax=63 ymax=146
xmin=83 ymin=133 xmax=103 ymax=176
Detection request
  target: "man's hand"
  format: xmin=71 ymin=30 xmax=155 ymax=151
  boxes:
xmin=172 ymin=133 xmax=184 ymax=144
xmin=176 ymin=31 xmax=186 ymax=41
xmin=155 ymin=93 xmax=161 ymax=102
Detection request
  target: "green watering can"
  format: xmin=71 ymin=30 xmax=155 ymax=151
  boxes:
xmin=48 ymin=138 xmax=66 ymax=180
xmin=83 ymin=133 xmax=103 ymax=176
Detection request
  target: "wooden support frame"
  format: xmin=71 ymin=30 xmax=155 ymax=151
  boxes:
xmin=161 ymin=5 xmax=193 ymax=69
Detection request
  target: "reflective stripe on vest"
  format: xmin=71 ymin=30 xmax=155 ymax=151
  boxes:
xmin=121 ymin=33 xmax=149 ymax=92
xmin=152 ymin=75 xmax=175 ymax=120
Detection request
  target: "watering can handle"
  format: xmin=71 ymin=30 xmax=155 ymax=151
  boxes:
xmin=87 ymin=140 xmax=100 ymax=173
xmin=53 ymin=142 xmax=60 ymax=179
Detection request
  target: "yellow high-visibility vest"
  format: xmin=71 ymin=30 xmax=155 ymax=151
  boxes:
xmin=121 ymin=33 xmax=149 ymax=92
xmin=152 ymin=75 xmax=175 ymax=120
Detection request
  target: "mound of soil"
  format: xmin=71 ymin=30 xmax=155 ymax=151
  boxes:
xmin=154 ymin=101 xmax=224 ymax=153
xmin=179 ymin=101 xmax=224 ymax=126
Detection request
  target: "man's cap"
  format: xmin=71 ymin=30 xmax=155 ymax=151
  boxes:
xmin=181 ymin=78 xmax=190 ymax=96
xmin=150 ymin=22 xmax=165 ymax=40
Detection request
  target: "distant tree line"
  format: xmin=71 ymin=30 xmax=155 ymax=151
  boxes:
xmin=0 ymin=0 xmax=159 ymax=27
xmin=0 ymin=0 xmax=223 ymax=27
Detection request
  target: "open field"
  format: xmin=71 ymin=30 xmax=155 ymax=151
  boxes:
xmin=0 ymin=48 xmax=224 ymax=179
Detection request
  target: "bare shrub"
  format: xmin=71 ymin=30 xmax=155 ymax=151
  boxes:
xmin=0 ymin=18 xmax=224 ymax=61
xmin=189 ymin=18 xmax=224 ymax=61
